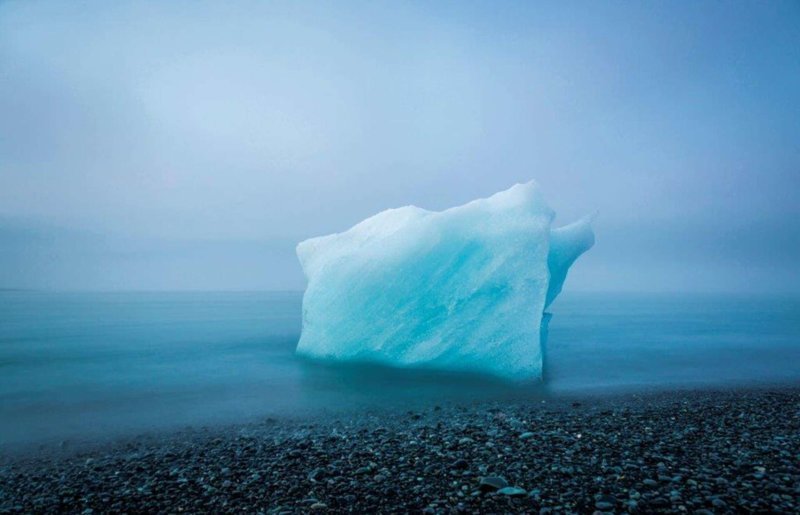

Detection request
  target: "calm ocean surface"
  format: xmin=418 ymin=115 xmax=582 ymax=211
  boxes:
xmin=1 ymin=291 xmax=799 ymax=447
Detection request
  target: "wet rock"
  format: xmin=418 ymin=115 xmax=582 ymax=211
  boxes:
xmin=452 ymin=459 xmax=469 ymax=470
xmin=497 ymin=486 xmax=527 ymax=497
xmin=479 ymin=476 xmax=508 ymax=492
xmin=595 ymin=494 xmax=616 ymax=510
xmin=711 ymin=498 xmax=728 ymax=508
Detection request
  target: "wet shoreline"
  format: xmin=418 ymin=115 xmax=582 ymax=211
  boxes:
xmin=2 ymin=386 xmax=799 ymax=513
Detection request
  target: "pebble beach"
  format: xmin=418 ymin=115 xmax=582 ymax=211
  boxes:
xmin=2 ymin=387 xmax=799 ymax=513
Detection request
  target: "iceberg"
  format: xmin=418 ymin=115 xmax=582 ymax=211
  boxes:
xmin=296 ymin=182 xmax=594 ymax=380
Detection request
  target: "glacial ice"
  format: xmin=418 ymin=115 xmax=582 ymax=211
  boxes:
xmin=295 ymin=182 xmax=594 ymax=380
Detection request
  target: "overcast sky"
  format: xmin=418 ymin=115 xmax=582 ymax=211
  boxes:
xmin=1 ymin=1 xmax=798 ymax=292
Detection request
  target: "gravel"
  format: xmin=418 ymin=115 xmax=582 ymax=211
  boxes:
xmin=1 ymin=387 xmax=799 ymax=513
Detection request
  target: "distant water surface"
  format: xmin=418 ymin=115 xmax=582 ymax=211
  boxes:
xmin=1 ymin=291 xmax=799 ymax=447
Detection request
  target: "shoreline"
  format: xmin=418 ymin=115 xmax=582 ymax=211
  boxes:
xmin=1 ymin=386 xmax=799 ymax=513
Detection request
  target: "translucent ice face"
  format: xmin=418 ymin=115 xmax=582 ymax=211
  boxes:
xmin=296 ymin=182 xmax=594 ymax=380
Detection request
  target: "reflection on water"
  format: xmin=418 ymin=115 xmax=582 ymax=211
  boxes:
xmin=1 ymin=291 xmax=799 ymax=447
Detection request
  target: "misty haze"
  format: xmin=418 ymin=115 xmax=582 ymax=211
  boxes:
xmin=1 ymin=2 xmax=799 ymax=514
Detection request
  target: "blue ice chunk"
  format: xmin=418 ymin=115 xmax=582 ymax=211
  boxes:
xmin=296 ymin=182 xmax=593 ymax=380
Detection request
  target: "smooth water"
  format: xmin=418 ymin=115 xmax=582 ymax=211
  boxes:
xmin=1 ymin=291 xmax=799 ymax=447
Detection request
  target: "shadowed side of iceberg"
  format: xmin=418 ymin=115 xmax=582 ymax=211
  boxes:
xmin=295 ymin=182 xmax=593 ymax=381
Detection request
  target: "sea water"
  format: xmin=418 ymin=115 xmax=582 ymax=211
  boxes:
xmin=1 ymin=291 xmax=799 ymax=447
